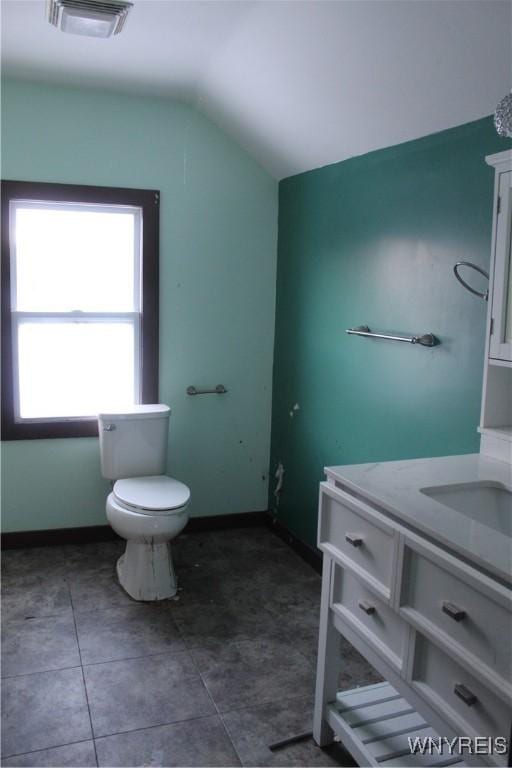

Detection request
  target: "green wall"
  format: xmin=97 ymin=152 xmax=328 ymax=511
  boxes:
xmin=270 ymin=117 xmax=511 ymax=548
xmin=1 ymin=79 xmax=278 ymax=532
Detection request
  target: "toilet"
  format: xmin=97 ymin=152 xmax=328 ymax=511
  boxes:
xmin=98 ymin=404 xmax=190 ymax=601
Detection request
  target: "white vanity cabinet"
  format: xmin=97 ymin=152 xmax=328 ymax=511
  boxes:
xmin=313 ymin=476 xmax=512 ymax=767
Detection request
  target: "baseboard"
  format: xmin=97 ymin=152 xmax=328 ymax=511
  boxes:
xmin=186 ymin=510 xmax=268 ymax=532
xmin=266 ymin=515 xmax=322 ymax=575
xmin=0 ymin=511 xmax=269 ymax=549
xmin=1 ymin=525 xmax=120 ymax=549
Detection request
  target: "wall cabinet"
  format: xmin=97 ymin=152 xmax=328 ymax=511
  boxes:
xmin=480 ymin=150 xmax=512 ymax=462
xmin=488 ymin=156 xmax=512 ymax=363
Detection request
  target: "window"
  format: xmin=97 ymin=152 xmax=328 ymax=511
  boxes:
xmin=1 ymin=181 xmax=159 ymax=439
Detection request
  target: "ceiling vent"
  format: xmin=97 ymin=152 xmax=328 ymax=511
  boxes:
xmin=47 ymin=0 xmax=133 ymax=37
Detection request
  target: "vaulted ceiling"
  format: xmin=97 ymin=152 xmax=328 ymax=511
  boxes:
xmin=2 ymin=0 xmax=511 ymax=179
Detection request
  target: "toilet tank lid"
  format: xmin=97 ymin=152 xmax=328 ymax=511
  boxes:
xmin=98 ymin=404 xmax=170 ymax=421
xmin=114 ymin=475 xmax=190 ymax=511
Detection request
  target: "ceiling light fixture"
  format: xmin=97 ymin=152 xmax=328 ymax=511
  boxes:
xmin=47 ymin=0 xmax=133 ymax=38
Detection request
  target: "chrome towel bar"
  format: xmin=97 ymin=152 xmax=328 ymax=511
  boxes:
xmin=346 ymin=326 xmax=439 ymax=347
xmin=453 ymin=261 xmax=489 ymax=301
xmin=186 ymin=384 xmax=227 ymax=395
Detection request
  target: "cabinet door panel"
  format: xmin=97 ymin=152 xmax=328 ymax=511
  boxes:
xmin=331 ymin=564 xmax=407 ymax=671
xmin=400 ymin=540 xmax=512 ymax=696
xmin=318 ymin=482 xmax=397 ymax=600
xmin=490 ymin=169 xmax=512 ymax=362
xmin=411 ymin=635 xmax=510 ymax=766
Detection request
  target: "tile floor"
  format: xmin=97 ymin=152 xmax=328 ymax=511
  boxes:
xmin=1 ymin=526 xmax=380 ymax=767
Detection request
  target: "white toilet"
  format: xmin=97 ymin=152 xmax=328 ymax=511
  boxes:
xmin=98 ymin=404 xmax=190 ymax=601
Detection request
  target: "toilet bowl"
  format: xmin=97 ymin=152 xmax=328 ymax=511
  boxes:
xmin=106 ymin=474 xmax=190 ymax=601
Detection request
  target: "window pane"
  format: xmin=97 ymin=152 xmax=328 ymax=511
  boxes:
xmin=17 ymin=322 xmax=137 ymax=418
xmin=13 ymin=205 xmax=139 ymax=312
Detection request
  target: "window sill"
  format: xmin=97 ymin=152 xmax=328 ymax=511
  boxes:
xmin=1 ymin=418 xmax=99 ymax=440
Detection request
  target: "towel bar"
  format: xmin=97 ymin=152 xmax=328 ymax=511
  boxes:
xmin=346 ymin=326 xmax=439 ymax=347
xmin=186 ymin=385 xmax=228 ymax=395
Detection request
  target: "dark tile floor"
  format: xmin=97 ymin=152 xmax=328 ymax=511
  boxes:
xmin=1 ymin=526 xmax=380 ymax=767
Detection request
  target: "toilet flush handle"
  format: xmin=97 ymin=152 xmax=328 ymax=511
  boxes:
xmin=103 ymin=424 xmax=116 ymax=431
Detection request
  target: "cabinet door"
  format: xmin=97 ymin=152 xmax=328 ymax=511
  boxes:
xmin=490 ymin=170 xmax=512 ymax=361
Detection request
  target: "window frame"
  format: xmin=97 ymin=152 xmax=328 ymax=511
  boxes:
xmin=1 ymin=180 xmax=160 ymax=440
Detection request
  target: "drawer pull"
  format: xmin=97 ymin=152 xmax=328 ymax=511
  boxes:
xmin=442 ymin=601 xmax=466 ymax=622
xmin=454 ymin=683 xmax=478 ymax=707
xmin=345 ymin=533 xmax=363 ymax=547
xmin=358 ymin=600 xmax=376 ymax=615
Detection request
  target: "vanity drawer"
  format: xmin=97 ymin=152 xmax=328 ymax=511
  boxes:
xmin=411 ymin=635 xmax=510 ymax=765
xmin=331 ymin=564 xmax=406 ymax=671
xmin=400 ymin=538 xmax=512 ymax=691
xmin=318 ymin=482 xmax=398 ymax=599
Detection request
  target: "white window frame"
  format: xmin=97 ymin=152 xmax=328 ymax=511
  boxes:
xmin=9 ymin=200 xmax=143 ymax=423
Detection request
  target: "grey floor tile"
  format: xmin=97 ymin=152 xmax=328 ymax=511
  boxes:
xmin=175 ymin=557 xmax=317 ymax=615
xmin=191 ymin=638 xmax=316 ymax=713
xmin=1 ymin=575 xmax=72 ymax=622
xmin=222 ymin=696 xmax=355 ymax=767
xmin=262 ymin=579 xmax=322 ymax=660
xmin=1 ymin=541 xmax=123 ymax=580
xmin=1 ymin=547 xmax=67 ymax=581
xmin=1 ymin=667 xmax=92 ymax=758
xmin=63 ymin=541 xmax=125 ymax=574
xmin=181 ymin=546 xmax=316 ymax=594
xmin=172 ymin=593 xmax=279 ymax=650
xmin=227 ymin=551 xmax=319 ymax=605
xmin=95 ymin=715 xmax=241 ymax=767
xmin=337 ymin=638 xmax=382 ymax=690
xmin=260 ymin=571 xmax=322 ymax=611
xmin=174 ymin=600 xmax=319 ymax=663
xmin=171 ymin=532 xmax=224 ymax=571
xmin=68 ymin=568 xmax=137 ymax=614
xmin=75 ymin=604 xmax=184 ymax=665
xmin=1 ymin=740 xmax=97 ymax=767
xmin=280 ymin=625 xmax=320 ymax=666
xmin=174 ymin=570 xmax=245 ymax=607
xmin=216 ymin=527 xmax=290 ymax=557
xmin=2 ymin=614 xmax=81 ymax=678
xmin=83 ymin=651 xmax=215 ymax=737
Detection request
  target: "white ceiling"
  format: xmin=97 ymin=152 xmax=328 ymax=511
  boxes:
xmin=2 ymin=0 xmax=511 ymax=179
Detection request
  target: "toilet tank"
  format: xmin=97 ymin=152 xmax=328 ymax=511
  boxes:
xmin=98 ymin=404 xmax=170 ymax=480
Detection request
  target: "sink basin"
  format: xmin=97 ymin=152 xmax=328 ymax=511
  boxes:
xmin=420 ymin=481 xmax=512 ymax=535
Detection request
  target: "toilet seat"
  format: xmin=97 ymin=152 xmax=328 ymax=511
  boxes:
xmin=113 ymin=475 xmax=191 ymax=515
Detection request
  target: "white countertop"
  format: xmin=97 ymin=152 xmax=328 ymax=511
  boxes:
xmin=325 ymin=454 xmax=512 ymax=585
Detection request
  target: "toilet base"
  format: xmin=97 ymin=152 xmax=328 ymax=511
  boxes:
xmin=116 ymin=540 xmax=177 ymax=601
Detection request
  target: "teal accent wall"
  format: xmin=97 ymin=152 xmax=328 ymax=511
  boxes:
xmin=1 ymin=79 xmax=278 ymax=532
xmin=270 ymin=117 xmax=511 ymax=549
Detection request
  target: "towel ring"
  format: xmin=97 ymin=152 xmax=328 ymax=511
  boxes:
xmin=453 ymin=262 xmax=489 ymax=301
